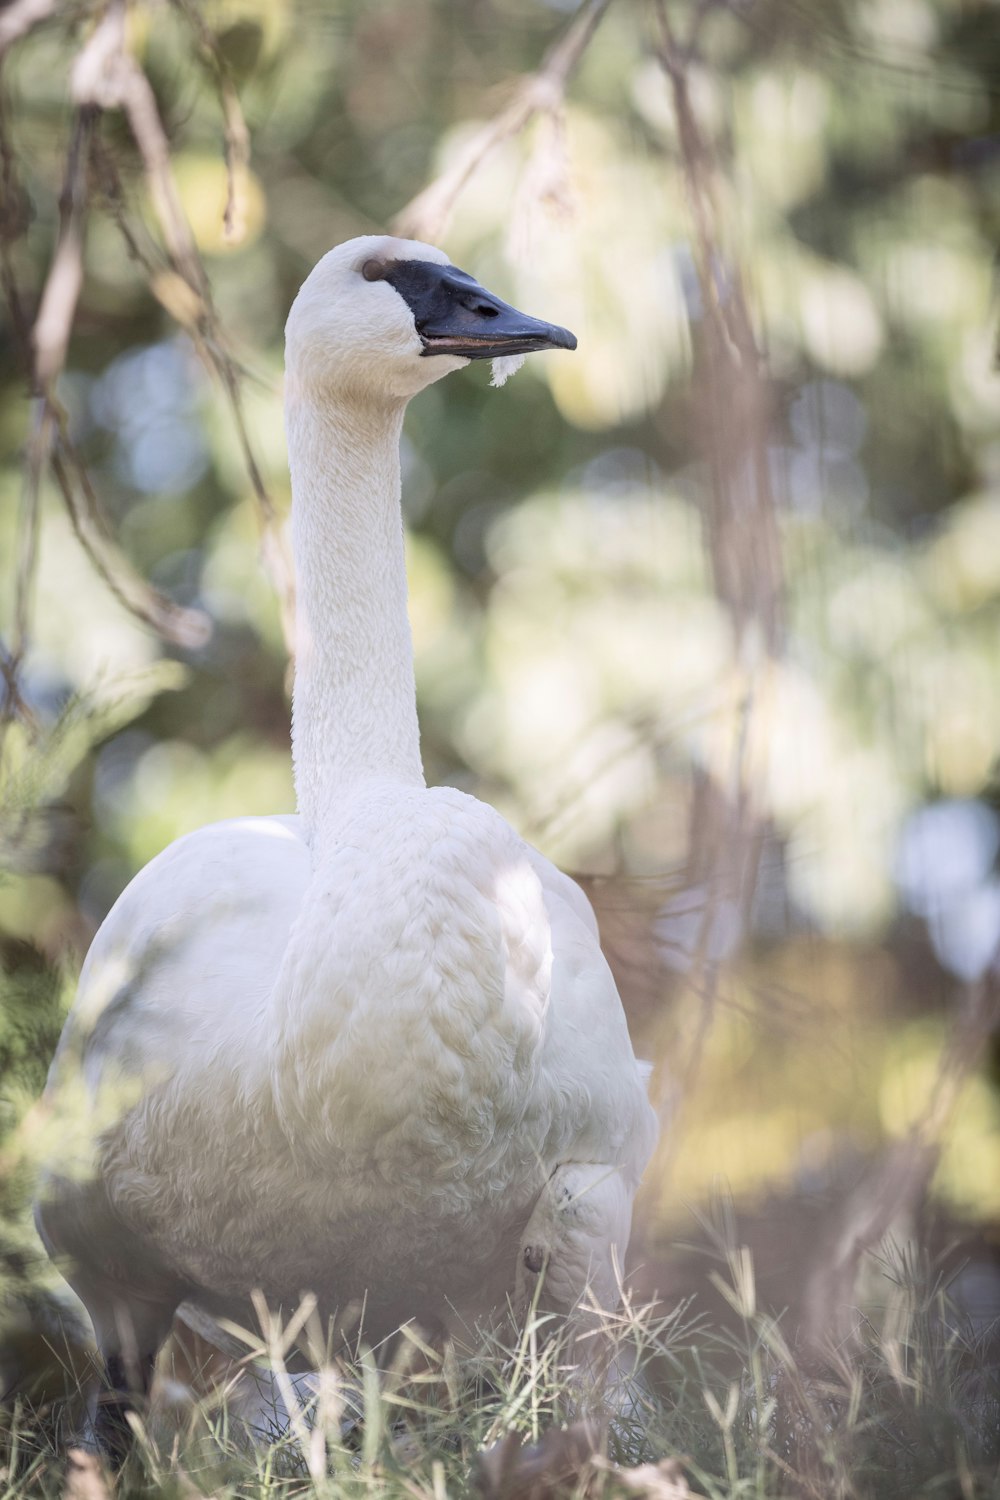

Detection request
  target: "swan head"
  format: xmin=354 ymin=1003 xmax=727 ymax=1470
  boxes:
xmin=285 ymin=234 xmax=576 ymax=403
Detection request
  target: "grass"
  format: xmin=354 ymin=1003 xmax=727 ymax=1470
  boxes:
xmin=1 ymin=1243 xmax=998 ymax=1499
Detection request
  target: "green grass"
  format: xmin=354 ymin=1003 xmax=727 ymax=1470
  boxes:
xmin=2 ymin=1246 xmax=998 ymax=1499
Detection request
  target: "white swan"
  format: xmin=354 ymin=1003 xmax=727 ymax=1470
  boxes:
xmin=35 ymin=236 xmax=658 ymax=1437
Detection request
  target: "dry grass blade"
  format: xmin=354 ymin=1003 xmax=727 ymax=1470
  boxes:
xmin=394 ymin=0 xmax=613 ymax=244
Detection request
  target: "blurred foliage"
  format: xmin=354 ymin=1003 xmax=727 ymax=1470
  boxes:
xmin=1 ymin=0 xmax=1000 ymax=1354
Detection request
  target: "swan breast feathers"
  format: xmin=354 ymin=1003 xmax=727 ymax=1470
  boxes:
xmin=269 ymin=783 xmax=634 ymax=1175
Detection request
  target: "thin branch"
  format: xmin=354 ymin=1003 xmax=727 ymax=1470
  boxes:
xmin=638 ymin=0 xmax=785 ymax=1162
xmin=32 ymin=106 xmax=95 ymax=384
xmin=0 ymin=0 xmax=56 ymax=58
xmin=0 ymin=86 xmax=36 ymax=731
xmin=0 ymin=642 xmax=37 ymax=731
xmin=49 ymin=403 xmax=211 ymax=650
xmin=84 ymin=52 xmax=296 ymax=648
xmin=18 ymin=45 xmax=212 ymax=655
xmin=651 ymin=0 xmax=783 ymax=647
xmin=2 ymin=405 xmax=52 ymax=732
xmin=211 ymin=353 xmax=298 ymax=647
xmin=70 ymin=0 xmax=206 ymax=297
xmin=91 ymin=139 xmax=297 ymax=646
xmin=11 ymin=404 xmax=52 ymax=666
xmin=26 ymin=7 xmax=295 ymax=654
xmin=170 ymin=0 xmax=252 ymax=244
xmin=394 ymin=0 xmax=614 ymax=244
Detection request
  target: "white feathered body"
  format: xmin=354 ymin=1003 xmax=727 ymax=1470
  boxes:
xmin=41 ymin=782 xmax=654 ymax=1343
xmin=36 ymin=235 xmax=657 ymax=1371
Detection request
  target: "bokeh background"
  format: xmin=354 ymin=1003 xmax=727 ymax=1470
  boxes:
xmin=1 ymin=0 xmax=999 ymax=1374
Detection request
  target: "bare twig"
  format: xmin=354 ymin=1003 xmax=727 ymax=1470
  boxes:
xmin=85 ymin=66 xmax=296 ymax=647
xmin=394 ymin=0 xmax=613 ymax=243
xmin=641 ymin=0 xmax=784 ymax=1156
xmin=170 ymin=0 xmax=252 ymax=244
xmin=652 ymin=0 xmax=783 ymax=649
xmin=0 ymin=86 xmax=36 ymax=390
xmin=0 ymin=0 xmax=56 ymax=58
xmin=2 ymin=3 xmax=296 ymax=660
xmin=50 ymin=406 xmax=211 ymax=650
xmin=10 ymin=404 xmax=53 ymax=666
xmin=32 ymin=106 xmax=95 ymax=384
xmin=1 ymin=405 xmax=52 ymax=731
xmin=0 ymin=89 xmax=37 ymax=730
xmin=212 ymin=353 xmax=298 ymax=647
xmin=16 ymin=32 xmax=212 ymax=655
xmin=71 ymin=0 xmax=206 ymax=296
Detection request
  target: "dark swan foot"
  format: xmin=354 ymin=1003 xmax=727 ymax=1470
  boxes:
xmin=91 ymin=1351 xmax=152 ymax=1468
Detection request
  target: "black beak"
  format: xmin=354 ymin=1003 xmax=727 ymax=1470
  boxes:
xmin=372 ymin=258 xmax=577 ymax=360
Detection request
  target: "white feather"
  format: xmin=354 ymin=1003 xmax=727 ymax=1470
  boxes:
xmin=490 ymin=353 xmax=526 ymax=387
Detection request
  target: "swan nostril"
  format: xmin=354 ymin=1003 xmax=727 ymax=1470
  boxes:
xmin=454 ymin=290 xmax=499 ymax=318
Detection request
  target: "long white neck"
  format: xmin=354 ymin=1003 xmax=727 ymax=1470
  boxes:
xmin=286 ymin=383 xmax=424 ymax=840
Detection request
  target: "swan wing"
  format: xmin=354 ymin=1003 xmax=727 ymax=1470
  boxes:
xmin=37 ymin=815 xmax=310 ymax=1270
xmin=533 ymin=853 xmax=660 ymax=1309
xmin=48 ymin=814 xmax=309 ymax=1094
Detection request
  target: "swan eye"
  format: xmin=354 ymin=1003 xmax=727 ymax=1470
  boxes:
xmin=362 ymin=258 xmax=388 ymax=282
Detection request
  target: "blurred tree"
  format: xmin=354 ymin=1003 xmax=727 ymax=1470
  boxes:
xmin=1 ymin=0 xmax=999 ymax=1371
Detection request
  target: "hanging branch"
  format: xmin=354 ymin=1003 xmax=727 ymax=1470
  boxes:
xmin=68 ymin=4 xmax=296 ymax=646
xmin=652 ymin=0 xmax=783 ymax=651
xmin=0 ymin=0 xmax=56 ymax=58
xmin=170 ymin=0 xmax=251 ymax=245
xmin=2 ymin=406 xmax=50 ymax=733
xmin=640 ymin=0 xmax=786 ymax=1179
xmin=15 ymin=20 xmax=211 ymax=659
xmin=69 ymin=0 xmax=204 ymax=295
xmin=52 ymin=409 xmax=211 ymax=649
xmin=650 ymin=0 xmax=997 ymax=1347
xmin=90 ymin=137 xmax=298 ymax=650
xmin=0 ymin=0 xmax=297 ymax=689
xmin=394 ymin=0 xmax=614 ymax=243
xmin=32 ymin=106 xmax=94 ymax=383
